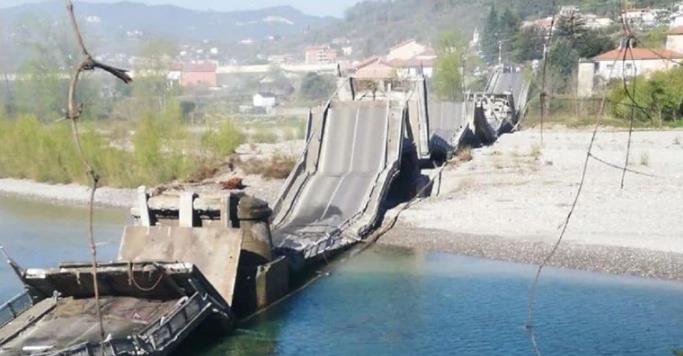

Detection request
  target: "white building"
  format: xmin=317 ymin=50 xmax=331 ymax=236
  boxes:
xmin=253 ymin=92 xmax=276 ymax=114
xmin=666 ymin=26 xmax=683 ymax=53
xmin=577 ymin=48 xmax=683 ymax=97
xmin=583 ymin=14 xmax=613 ymax=30
xmin=577 ymin=24 xmax=683 ymax=97
xmin=470 ymin=28 xmax=480 ymax=48
xmin=672 ymin=14 xmax=683 ymax=28
xmin=623 ymin=8 xmax=670 ymax=27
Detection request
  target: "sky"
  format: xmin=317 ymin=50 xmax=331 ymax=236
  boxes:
xmin=0 ymin=0 xmax=364 ymax=17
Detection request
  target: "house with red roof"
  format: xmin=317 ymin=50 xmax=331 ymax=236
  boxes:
xmin=354 ymin=57 xmax=397 ymax=80
xmin=592 ymin=48 xmax=683 ymax=79
xmin=577 ymin=29 xmax=683 ymax=97
xmin=353 ymin=40 xmax=437 ymax=80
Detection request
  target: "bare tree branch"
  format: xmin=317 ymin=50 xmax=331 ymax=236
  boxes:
xmin=64 ymin=0 xmax=133 ymax=346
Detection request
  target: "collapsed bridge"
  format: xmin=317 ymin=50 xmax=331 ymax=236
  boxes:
xmin=0 ymin=68 xmax=531 ymax=355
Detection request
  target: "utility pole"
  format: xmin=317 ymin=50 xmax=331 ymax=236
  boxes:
xmin=498 ymin=40 xmax=503 ymax=66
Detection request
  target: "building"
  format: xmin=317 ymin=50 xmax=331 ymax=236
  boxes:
xmin=267 ymin=55 xmax=293 ymax=65
xmin=304 ymin=45 xmax=338 ymax=65
xmin=583 ymin=14 xmax=613 ymax=30
xmin=353 ymin=40 xmax=436 ymax=80
xmin=673 ymin=14 xmax=683 ymax=28
xmin=181 ymin=62 xmax=218 ymax=87
xmin=388 ymin=47 xmax=437 ymax=78
xmin=577 ymin=48 xmax=683 ymax=97
xmin=354 ymin=57 xmax=397 ymax=80
xmin=521 ymin=17 xmax=554 ymax=31
xmin=386 ymin=40 xmax=429 ymax=61
xmin=577 ymin=25 xmax=683 ymax=97
xmin=470 ymin=28 xmax=480 ymax=48
xmin=253 ymin=92 xmax=277 ymax=114
xmin=666 ymin=26 xmax=683 ymax=53
xmin=167 ymin=64 xmax=182 ymax=88
xmin=623 ymin=8 xmax=670 ymax=27
xmin=558 ymin=5 xmax=579 ymax=17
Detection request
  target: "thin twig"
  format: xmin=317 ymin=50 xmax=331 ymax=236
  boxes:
xmin=64 ymin=0 xmax=132 ymax=347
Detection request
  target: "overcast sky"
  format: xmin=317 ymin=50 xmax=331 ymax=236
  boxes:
xmin=0 ymin=0 xmax=363 ymax=17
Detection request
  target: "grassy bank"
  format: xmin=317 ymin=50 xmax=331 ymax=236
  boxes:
xmin=524 ymin=95 xmax=683 ymax=129
xmin=0 ymin=114 xmax=244 ymax=188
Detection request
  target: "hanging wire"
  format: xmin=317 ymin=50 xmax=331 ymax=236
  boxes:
xmin=63 ymin=0 xmax=132 ymax=347
xmin=525 ymin=3 xmax=633 ymax=355
xmin=539 ymin=4 xmax=557 ymax=147
xmin=588 ymin=153 xmax=668 ymax=178
xmin=620 ymin=42 xmax=637 ymax=189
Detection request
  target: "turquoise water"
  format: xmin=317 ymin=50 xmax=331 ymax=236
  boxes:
xmin=189 ymin=248 xmax=683 ymax=356
xmin=1 ymin=196 xmax=682 ymax=355
xmin=0 ymin=195 xmax=128 ymax=301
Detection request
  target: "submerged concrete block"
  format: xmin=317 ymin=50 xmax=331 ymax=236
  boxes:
xmin=255 ymin=256 xmax=289 ymax=310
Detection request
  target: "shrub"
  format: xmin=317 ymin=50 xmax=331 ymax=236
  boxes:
xmin=609 ymin=67 xmax=683 ymax=124
xmin=250 ymin=130 xmax=279 ymax=144
xmin=201 ymin=120 xmax=244 ymax=158
xmin=0 ymin=112 xmax=250 ymax=187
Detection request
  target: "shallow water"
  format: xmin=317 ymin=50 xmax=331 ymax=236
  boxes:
xmin=0 ymin=195 xmax=128 ymax=300
xmin=1 ymin=196 xmax=682 ymax=355
xmin=186 ymin=248 xmax=683 ymax=356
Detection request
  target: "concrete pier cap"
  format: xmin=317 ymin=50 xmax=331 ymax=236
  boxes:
xmin=237 ymin=196 xmax=274 ymax=262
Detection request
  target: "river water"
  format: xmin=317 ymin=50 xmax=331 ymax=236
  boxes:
xmin=1 ymin=196 xmax=682 ymax=355
xmin=0 ymin=195 xmax=128 ymax=300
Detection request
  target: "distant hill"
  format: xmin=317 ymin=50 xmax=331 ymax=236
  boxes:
xmin=0 ymin=1 xmax=335 ymax=46
xmin=301 ymin=0 xmax=680 ymax=60
xmin=297 ymin=0 xmax=490 ymax=59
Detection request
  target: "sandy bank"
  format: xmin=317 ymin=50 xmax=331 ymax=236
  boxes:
xmin=0 ymin=178 xmax=136 ymax=208
xmin=380 ymin=128 xmax=683 ymax=281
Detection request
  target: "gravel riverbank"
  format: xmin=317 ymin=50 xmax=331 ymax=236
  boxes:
xmin=0 ymin=178 xmax=136 ymax=208
xmin=380 ymin=128 xmax=683 ymax=281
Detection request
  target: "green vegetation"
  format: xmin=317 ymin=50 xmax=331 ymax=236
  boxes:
xmin=609 ymin=67 xmax=683 ymax=126
xmin=299 ymin=72 xmax=335 ymax=102
xmin=202 ymin=120 xmax=245 ymax=159
xmin=0 ymin=111 xmax=244 ymax=187
xmin=482 ymin=6 xmax=521 ymax=64
xmin=637 ymin=25 xmax=669 ymax=48
xmin=434 ymin=32 xmax=465 ymax=100
xmin=0 ymin=23 xmax=314 ymax=188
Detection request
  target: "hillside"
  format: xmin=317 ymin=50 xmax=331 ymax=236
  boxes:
xmin=297 ymin=0 xmax=561 ymax=59
xmin=0 ymin=1 xmax=334 ymax=42
xmin=0 ymin=0 xmax=337 ymax=68
xmin=301 ymin=0 xmax=680 ymax=59
xmin=0 ymin=0 xmax=679 ymax=69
